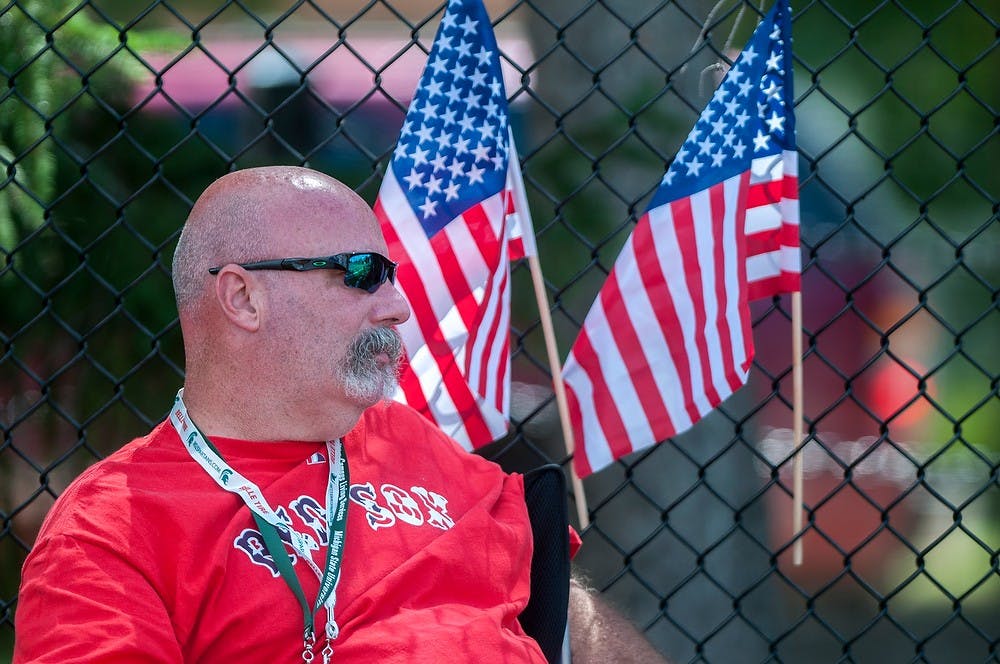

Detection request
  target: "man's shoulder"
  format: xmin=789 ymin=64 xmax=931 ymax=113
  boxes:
xmin=33 ymin=421 xmax=181 ymax=538
xmin=356 ymin=401 xmax=506 ymax=473
xmin=70 ymin=420 xmax=180 ymax=486
xmin=358 ymin=400 xmax=455 ymax=443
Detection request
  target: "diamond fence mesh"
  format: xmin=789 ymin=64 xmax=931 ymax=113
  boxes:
xmin=1 ymin=0 xmax=998 ymax=661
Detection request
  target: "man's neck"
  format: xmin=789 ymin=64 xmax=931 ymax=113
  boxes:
xmin=178 ymin=379 xmax=361 ymax=443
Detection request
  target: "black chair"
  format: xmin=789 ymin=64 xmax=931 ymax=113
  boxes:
xmin=520 ymin=464 xmax=572 ymax=663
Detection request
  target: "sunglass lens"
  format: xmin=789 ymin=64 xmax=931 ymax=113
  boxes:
xmin=344 ymin=253 xmax=386 ymax=293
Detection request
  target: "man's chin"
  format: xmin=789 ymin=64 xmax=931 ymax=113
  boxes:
xmin=344 ymin=379 xmax=399 ymax=408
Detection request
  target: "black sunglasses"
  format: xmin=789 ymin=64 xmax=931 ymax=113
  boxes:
xmin=208 ymin=252 xmax=398 ymax=294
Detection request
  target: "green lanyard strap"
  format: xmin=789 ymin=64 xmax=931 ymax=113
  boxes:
xmin=169 ymin=389 xmax=349 ymax=661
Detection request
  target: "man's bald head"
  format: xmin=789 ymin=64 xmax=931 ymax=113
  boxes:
xmin=168 ymin=166 xmax=409 ymax=441
xmin=171 ymin=166 xmax=371 ymax=310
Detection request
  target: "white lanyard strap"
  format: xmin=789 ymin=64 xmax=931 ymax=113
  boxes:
xmin=169 ymin=389 xmax=347 ymax=647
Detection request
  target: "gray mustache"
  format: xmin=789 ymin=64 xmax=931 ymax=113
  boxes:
xmin=350 ymin=327 xmax=403 ymax=364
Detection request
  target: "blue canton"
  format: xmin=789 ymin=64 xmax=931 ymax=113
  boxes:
xmin=650 ymin=1 xmax=794 ymax=209
xmin=390 ymin=0 xmax=509 ymax=238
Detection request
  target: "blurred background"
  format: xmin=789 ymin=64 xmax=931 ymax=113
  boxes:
xmin=1 ymin=0 xmax=997 ymax=661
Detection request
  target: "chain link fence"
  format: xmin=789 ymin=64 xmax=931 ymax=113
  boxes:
xmin=1 ymin=0 xmax=998 ymax=661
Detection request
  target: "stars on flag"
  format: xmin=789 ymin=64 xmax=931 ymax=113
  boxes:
xmin=390 ymin=2 xmax=510 ymax=238
xmin=655 ymin=16 xmax=793 ymax=201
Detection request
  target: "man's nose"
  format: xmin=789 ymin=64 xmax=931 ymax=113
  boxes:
xmin=372 ymin=280 xmax=411 ymax=326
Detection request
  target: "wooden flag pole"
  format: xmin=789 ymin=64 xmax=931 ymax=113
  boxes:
xmin=792 ymin=291 xmax=804 ymax=565
xmin=526 ymin=253 xmax=591 ymax=528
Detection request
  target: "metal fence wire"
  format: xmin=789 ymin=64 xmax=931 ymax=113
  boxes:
xmin=1 ymin=0 xmax=998 ymax=661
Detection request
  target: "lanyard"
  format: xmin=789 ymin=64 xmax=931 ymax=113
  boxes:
xmin=169 ymin=389 xmax=348 ymax=662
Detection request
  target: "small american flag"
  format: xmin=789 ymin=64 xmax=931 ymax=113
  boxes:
xmin=375 ymin=0 xmax=534 ymax=450
xmin=562 ymin=0 xmax=799 ymax=477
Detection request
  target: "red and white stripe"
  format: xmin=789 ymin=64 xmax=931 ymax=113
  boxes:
xmin=377 ymin=136 xmax=533 ymax=450
xmin=746 ymin=151 xmax=800 ymax=299
xmin=563 ymin=151 xmax=798 ymax=477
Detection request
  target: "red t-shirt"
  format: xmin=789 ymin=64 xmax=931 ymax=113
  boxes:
xmin=15 ymin=401 xmax=547 ymax=663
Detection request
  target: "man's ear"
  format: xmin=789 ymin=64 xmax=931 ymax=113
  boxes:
xmin=213 ymin=265 xmax=262 ymax=332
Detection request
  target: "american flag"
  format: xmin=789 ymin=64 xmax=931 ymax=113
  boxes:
xmin=562 ymin=0 xmax=799 ymax=478
xmin=374 ymin=0 xmax=535 ymax=450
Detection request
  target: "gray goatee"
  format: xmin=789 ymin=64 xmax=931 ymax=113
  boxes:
xmin=340 ymin=327 xmax=403 ymax=403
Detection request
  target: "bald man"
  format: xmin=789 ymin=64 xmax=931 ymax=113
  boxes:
xmin=15 ymin=167 xmax=666 ymax=664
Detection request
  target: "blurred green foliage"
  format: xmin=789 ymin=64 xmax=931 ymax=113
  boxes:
xmin=0 ymin=2 xmax=196 ymax=433
xmin=0 ymin=0 xmax=185 ymax=248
